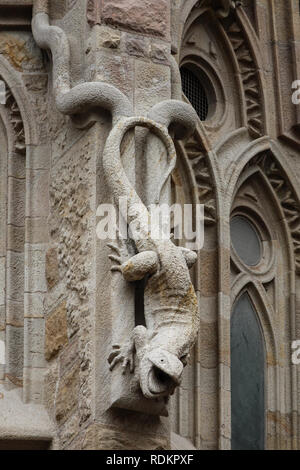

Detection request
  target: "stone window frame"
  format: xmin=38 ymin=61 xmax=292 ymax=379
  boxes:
xmin=229 ymin=165 xmax=293 ymax=450
xmin=179 ymin=54 xmax=226 ymax=131
xmin=0 ymin=56 xmax=54 ymax=446
xmin=230 ymin=289 xmax=267 ymax=450
xmin=0 ymin=81 xmax=26 ymax=389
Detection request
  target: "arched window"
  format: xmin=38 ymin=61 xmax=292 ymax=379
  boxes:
xmin=0 ymin=88 xmax=25 ymax=388
xmin=230 ymin=159 xmax=295 ymax=450
xmin=180 ymin=66 xmax=209 ymax=121
xmin=231 ymin=292 xmax=265 ymax=450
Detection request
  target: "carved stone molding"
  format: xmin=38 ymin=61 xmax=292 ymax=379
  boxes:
xmin=0 ymin=76 xmax=25 ymax=154
xmin=193 ymin=0 xmax=238 ymax=19
xmin=247 ymin=152 xmax=300 ymax=273
xmin=224 ymin=18 xmax=264 ymax=139
xmin=0 ymin=1 xmax=32 ymax=30
xmin=183 ymin=129 xmax=217 ymax=225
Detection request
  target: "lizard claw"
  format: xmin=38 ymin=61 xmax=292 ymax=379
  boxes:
xmin=108 ymin=343 xmax=135 ymax=374
xmin=107 ymin=243 xmax=121 ymax=255
xmin=109 ymin=254 xmax=122 ymax=264
xmin=121 ymin=352 xmax=134 ymax=374
xmin=109 ymin=254 xmax=123 ymax=273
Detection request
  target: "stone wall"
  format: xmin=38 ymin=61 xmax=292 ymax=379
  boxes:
xmin=0 ymin=0 xmax=299 ymax=450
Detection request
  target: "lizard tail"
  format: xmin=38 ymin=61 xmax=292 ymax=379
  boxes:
xmin=102 ymin=116 xmax=177 ymax=244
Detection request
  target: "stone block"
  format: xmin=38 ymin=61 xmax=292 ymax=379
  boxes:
xmin=25 ymin=169 xmax=49 ymax=218
xmin=0 ymin=305 xmax=5 ymax=331
xmin=6 ymin=251 xmax=24 ymax=302
xmin=25 ymin=245 xmax=47 ymax=293
xmin=7 ymin=224 xmax=25 ymax=253
xmin=8 ymin=152 xmax=25 ymax=179
xmin=5 ymin=325 xmax=23 ymax=380
xmin=60 ymin=338 xmax=78 ymax=374
xmin=24 ymin=318 xmax=45 ymax=368
xmin=200 ymin=320 xmax=218 ymax=369
xmin=87 ymin=0 xmax=101 ymax=26
xmin=124 ymin=34 xmax=149 ymax=57
xmin=199 ymin=249 xmax=218 ymax=296
xmin=26 ymin=144 xmax=51 ymax=171
xmin=82 ymin=423 xmax=169 ymax=450
xmin=102 ymin=0 xmax=169 ymax=38
xmin=92 ymin=25 xmax=121 ymax=49
xmin=135 ymin=59 xmax=171 ymax=114
xmin=45 ymin=247 xmax=59 ymax=290
xmin=60 ymin=413 xmax=80 ymax=448
xmin=0 ymin=257 xmax=5 ymax=306
xmin=23 ymin=366 xmax=45 ymax=404
xmin=150 ymin=42 xmax=170 ymax=63
xmin=24 ymin=292 xmax=45 ymax=319
xmin=45 ymin=301 xmax=68 ymax=361
xmin=25 ymin=217 xmax=49 ymax=244
xmin=44 ymin=361 xmax=59 ymax=417
xmin=89 ymin=49 xmax=134 ymax=101
xmin=7 ymin=177 xmax=25 ymax=226
xmin=6 ymin=300 xmax=23 ymax=327
xmin=55 ymin=363 xmax=80 ymax=424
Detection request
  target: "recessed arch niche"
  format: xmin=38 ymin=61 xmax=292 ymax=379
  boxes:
xmin=230 ymin=155 xmax=295 ymax=450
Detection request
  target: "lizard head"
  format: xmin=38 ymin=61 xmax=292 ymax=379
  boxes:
xmin=139 ymin=348 xmax=184 ymax=399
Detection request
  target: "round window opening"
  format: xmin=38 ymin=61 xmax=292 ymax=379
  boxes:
xmin=231 ymin=216 xmax=262 ymax=267
xmin=180 ymin=66 xmax=209 ymax=121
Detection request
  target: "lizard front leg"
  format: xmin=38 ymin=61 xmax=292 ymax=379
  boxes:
xmin=121 ymin=251 xmax=158 ymax=281
xmin=108 ymin=325 xmax=149 ymax=374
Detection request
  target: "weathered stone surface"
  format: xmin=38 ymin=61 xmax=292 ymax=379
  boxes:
xmin=0 ymin=32 xmax=44 ymax=72
xmin=92 ymin=25 xmax=121 ymax=49
xmin=82 ymin=424 xmax=169 ymax=450
xmin=44 ymin=362 xmax=59 ymax=417
xmin=55 ymin=364 xmax=80 ymax=424
xmin=102 ymin=0 xmax=169 ymax=37
xmin=150 ymin=43 xmax=169 ymax=63
xmin=4 ymin=0 xmax=299 ymax=452
xmin=87 ymin=0 xmax=101 ymax=26
xmin=48 ymin=0 xmax=78 ymax=20
xmin=60 ymin=413 xmax=80 ymax=448
xmin=24 ymin=318 xmax=45 ymax=368
xmin=46 ymin=247 xmax=59 ymax=290
xmin=125 ymin=35 xmax=149 ymax=58
xmin=199 ymin=249 xmax=218 ymax=296
xmin=60 ymin=339 xmax=78 ymax=374
xmin=45 ymin=301 xmax=68 ymax=361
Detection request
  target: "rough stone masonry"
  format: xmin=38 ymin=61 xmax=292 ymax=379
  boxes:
xmin=0 ymin=0 xmax=300 ymax=451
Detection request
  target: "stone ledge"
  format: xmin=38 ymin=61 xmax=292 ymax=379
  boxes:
xmin=171 ymin=432 xmax=197 ymax=450
xmin=0 ymin=384 xmax=54 ymax=445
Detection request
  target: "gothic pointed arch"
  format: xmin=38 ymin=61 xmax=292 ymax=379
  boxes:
xmin=229 ymin=151 xmax=298 ymax=449
xmin=231 ymin=289 xmax=266 ymax=449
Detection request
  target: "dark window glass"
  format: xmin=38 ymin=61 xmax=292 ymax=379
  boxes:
xmin=180 ymin=67 xmax=209 ymax=121
xmin=231 ymin=216 xmax=261 ymax=266
xmin=231 ymin=292 xmax=265 ymax=450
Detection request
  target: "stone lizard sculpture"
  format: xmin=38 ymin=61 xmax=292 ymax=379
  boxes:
xmin=106 ymin=116 xmax=200 ymax=400
xmin=32 ymin=0 xmax=200 ymax=404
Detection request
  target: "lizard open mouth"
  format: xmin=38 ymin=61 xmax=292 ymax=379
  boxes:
xmin=147 ymin=365 xmax=179 ymax=396
xmin=139 ymin=348 xmax=184 ymax=399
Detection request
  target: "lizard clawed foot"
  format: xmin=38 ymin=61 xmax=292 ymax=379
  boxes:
xmin=109 ymin=255 xmax=123 ymax=273
xmin=108 ymin=243 xmax=123 ymax=273
xmin=108 ymin=343 xmax=135 ymax=374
